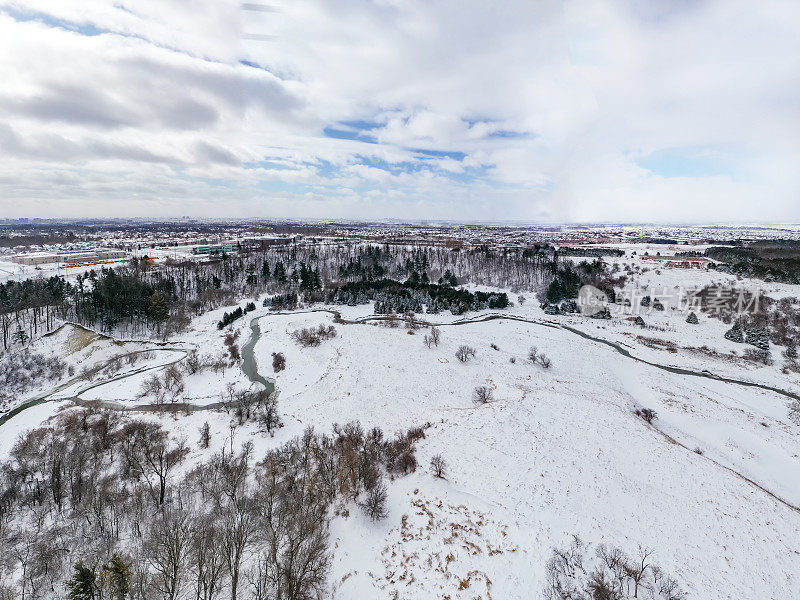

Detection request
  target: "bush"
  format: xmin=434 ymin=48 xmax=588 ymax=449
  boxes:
xmin=544 ymin=537 xmax=686 ymax=600
xmin=742 ymin=347 xmax=773 ymax=366
xmin=0 ymin=349 xmax=68 ymax=406
xmin=528 ymin=346 xmax=552 ymax=368
xmin=635 ymin=408 xmax=657 ymax=424
xmin=788 ymin=399 xmax=800 ymax=426
xmin=272 ymin=352 xmax=286 ymax=372
xmin=291 ymin=324 xmax=337 ymax=347
xmin=456 ymin=345 xmax=476 ymax=363
xmin=360 ymin=482 xmax=388 ymax=521
xmin=473 ymin=385 xmax=493 ymax=405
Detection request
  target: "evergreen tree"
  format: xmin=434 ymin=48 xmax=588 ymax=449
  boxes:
xmin=67 ymin=562 xmax=98 ymax=600
xmin=273 ymin=261 xmax=287 ymax=283
xmin=313 ymin=267 xmax=322 ymax=290
xmin=261 ymin=260 xmax=270 ymax=280
xmin=102 ymin=554 xmax=132 ymax=600
xmin=147 ymin=291 xmax=170 ymax=330
xmin=13 ymin=328 xmax=28 ymax=345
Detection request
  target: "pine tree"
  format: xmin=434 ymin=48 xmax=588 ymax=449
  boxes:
xmin=67 ymin=562 xmax=98 ymax=600
xmin=13 ymin=328 xmax=28 ymax=345
xmin=686 ymin=312 xmax=699 ymax=324
xmin=148 ymin=291 xmax=170 ymax=331
xmin=102 ymin=554 xmax=132 ymax=600
xmin=273 ymin=261 xmax=287 ymax=284
xmin=724 ymin=322 xmax=745 ymax=343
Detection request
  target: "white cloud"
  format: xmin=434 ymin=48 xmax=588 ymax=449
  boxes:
xmin=0 ymin=0 xmax=797 ymax=221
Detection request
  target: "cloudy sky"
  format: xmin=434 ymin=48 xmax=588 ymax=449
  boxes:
xmin=0 ymin=0 xmax=798 ymax=222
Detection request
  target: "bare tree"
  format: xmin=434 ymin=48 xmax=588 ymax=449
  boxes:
xmin=360 ymin=482 xmax=388 ymax=521
xmin=199 ymin=422 xmax=211 ymax=449
xmin=625 ymin=546 xmax=655 ymax=598
xmin=190 ymin=513 xmax=228 ymax=600
xmin=456 ymin=345 xmax=476 ymax=363
xmin=119 ymin=420 xmax=189 ymax=506
xmin=144 ymin=506 xmax=193 ymax=600
xmin=430 ymin=455 xmax=447 ymax=479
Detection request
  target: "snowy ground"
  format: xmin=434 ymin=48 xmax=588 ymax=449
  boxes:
xmin=241 ymin=303 xmax=800 ymax=599
xmin=2 ymin=258 xmax=799 ymax=598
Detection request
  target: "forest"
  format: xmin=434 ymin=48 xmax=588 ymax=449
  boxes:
xmin=0 ymin=408 xmax=426 ymax=600
xmin=0 ymin=242 xmax=570 ymax=350
xmin=706 ymin=241 xmax=800 ymax=284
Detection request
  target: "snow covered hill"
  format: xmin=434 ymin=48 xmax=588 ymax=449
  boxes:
xmin=1 ymin=290 xmax=799 ymax=599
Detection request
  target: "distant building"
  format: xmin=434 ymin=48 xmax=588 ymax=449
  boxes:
xmin=193 ymin=245 xmax=235 ymax=255
xmin=12 ymin=252 xmax=60 ymax=265
xmin=12 ymin=248 xmax=127 ymax=266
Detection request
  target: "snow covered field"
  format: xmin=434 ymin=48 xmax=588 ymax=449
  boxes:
xmin=2 ymin=254 xmax=799 ymax=598
xmin=243 ymin=304 xmax=800 ymax=599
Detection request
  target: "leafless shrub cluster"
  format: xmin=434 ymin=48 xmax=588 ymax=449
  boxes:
xmin=0 ymin=411 xmax=423 ymax=599
xmin=423 ymin=326 xmax=441 ymax=348
xmin=221 ymin=387 xmax=281 ymax=432
xmin=472 ymin=385 xmax=494 ymax=405
xmin=635 ymin=407 xmax=658 ymax=424
xmin=291 ymin=324 xmax=337 ymax=347
xmin=139 ymin=363 xmax=186 ymax=404
xmin=404 ymin=311 xmax=422 ymax=330
xmin=544 ymin=536 xmax=685 ymax=600
xmin=742 ymin=347 xmax=773 ymax=366
xmin=788 ymin=399 xmax=800 ymax=426
xmin=271 ymin=352 xmax=286 ymax=373
xmin=0 ymin=349 xmax=68 ymax=407
xmin=528 ymin=346 xmax=552 ymax=368
xmin=184 ymin=352 xmax=201 ymax=374
xmin=224 ymin=330 xmax=240 ymax=363
xmin=456 ymin=345 xmax=476 ymax=363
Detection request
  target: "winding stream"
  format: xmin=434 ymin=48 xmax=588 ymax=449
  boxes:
xmin=2 ymin=309 xmax=797 ymax=432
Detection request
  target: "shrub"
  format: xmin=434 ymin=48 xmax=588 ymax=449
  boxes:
xmin=544 ymin=537 xmax=685 ymax=600
xmin=456 ymin=345 xmax=476 ymax=363
xmin=528 ymin=346 xmax=552 ymax=368
xmin=360 ymin=482 xmax=388 ymax=521
xmin=742 ymin=347 xmax=773 ymax=366
xmin=473 ymin=385 xmax=493 ymax=405
xmin=272 ymin=352 xmax=286 ymax=372
xmin=635 ymin=408 xmax=657 ymax=424
xmin=184 ymin=352 xmax=201 ymax=374
xmin=291 ymin=324 xmax=337 ymax=347
xmin=788 ymin=399 xmax=800 ymax=426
